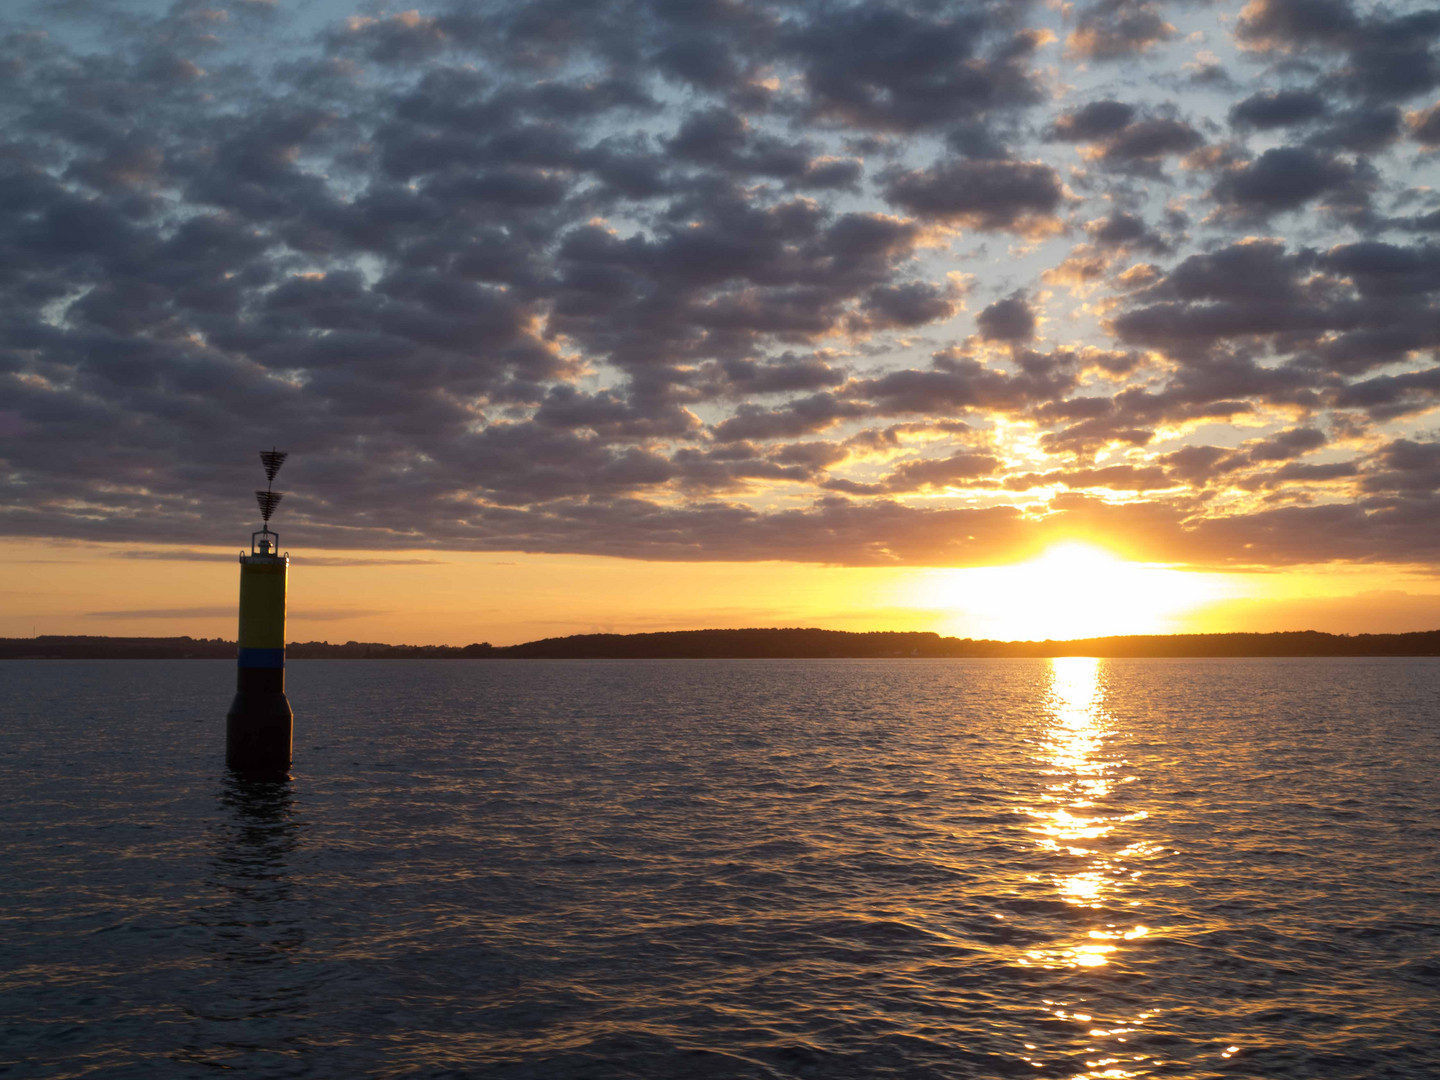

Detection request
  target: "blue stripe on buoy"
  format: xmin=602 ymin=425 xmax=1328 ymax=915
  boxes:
xmin=238 ymin=647 xmax=285 ymax=669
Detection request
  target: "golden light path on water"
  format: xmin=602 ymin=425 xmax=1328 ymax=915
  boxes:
xmin=1019 ymin=658 xmax=1158 ymax=1078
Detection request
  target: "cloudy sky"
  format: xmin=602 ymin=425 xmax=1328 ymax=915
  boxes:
xmin=4 ymin=0 xmax=1440 ymax=643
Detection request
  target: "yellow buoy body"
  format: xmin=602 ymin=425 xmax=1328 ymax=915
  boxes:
xmin=226 ymin=551 xmax=292 ymax=773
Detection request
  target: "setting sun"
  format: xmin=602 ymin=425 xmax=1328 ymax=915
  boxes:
xmin=908 ymin=542 xmax=1237 ymax=642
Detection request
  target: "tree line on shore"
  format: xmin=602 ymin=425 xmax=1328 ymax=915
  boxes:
xmin=4 ymin=627 xmax=1440 ymax=659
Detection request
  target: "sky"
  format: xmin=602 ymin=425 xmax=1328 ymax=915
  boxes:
xmin=3 ymin=0 xmax=1440 ymax=645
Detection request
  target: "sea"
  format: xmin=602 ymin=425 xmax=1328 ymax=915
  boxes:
xmin=2 ymin=658 xmax=1438 ymax=1079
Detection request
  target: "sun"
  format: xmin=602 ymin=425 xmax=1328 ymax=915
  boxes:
xmin=909 ymin=542 xmax=1235 ymax=641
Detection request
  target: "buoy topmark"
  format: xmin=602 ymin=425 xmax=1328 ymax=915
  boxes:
xmin=226 ymin=449 xmax=293 ymax=774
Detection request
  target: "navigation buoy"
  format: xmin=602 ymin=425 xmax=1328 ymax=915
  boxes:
xmin=226 ymin=449 xmax=293 ymax=774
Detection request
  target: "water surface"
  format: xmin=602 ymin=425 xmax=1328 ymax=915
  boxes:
xmin=2 ymin=658 xmax=1438 ymax=1078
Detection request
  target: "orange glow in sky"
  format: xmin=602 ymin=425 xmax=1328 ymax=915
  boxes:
xmin=5 ymin=537 xmax=1440 ymax=646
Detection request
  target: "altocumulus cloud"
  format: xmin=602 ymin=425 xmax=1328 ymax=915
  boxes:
xmin=2 ymin=0 xmax=1440 ymax=571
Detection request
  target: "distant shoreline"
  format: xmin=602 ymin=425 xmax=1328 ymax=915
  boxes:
xmin=4 ymin=628 xmax=1440 ymax=660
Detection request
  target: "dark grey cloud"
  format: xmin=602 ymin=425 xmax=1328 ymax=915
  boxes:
xmin=1050 ymin=100 xmax=1138 ymax=140
xmin=782 ymin=3 xmax=1045 ymax=132
xmin=1317 ymin=241 xmax=1440 ymax=297
xmin=709 ymin=354 xmax=847 ymax=397
xmin=1412 ymin=102 xmax=1440 ymax=146
xmin=1246 ymin=426 xmax=1327 ymax=462
xmin=1160 ymin=444 xmax=1245 ymax=486
xmin=1237 ymin=0 xmax=1440 ymax=104
xmin=827 ymin=450 xmax=1003 ymax=495
xmin=1067 ymin=0 xmax=1175 ymax=61
xmin=1332 ymin=366 xmax=1440 ymax=421
xmin=1311 ymin=105 xmax=1402 ymax=152
xmin=880 ymin=158 xmax=1065 ymax=231
xmin=324 ymin=11 xmax=451 ymax=64
xmin=713 ymin=393 xmax=869 ymax=443
xmin=0 ymin=0 xmax=1439 ymax=576
xmin=1099 ymin=117 xmax=1204 ymax=168
xmin=1236 ymin=0 xmax=1361 ymax=50
xmin=668 ymin=107 xmax=862 ymax=189
xmin=1036 ymin=403 xmax=1156 ymax=459
xmin=1229 ymin=88 xmax=1329 ymax=128
xmin=1049 ymin=100 xmax=1202 ymax=173
xmin=1361 ymin=438 xmax=1440 ymax=494
xmin=1086 ymin=212 xmax=1170 ymax=253
xmin=1265 ymin=460 xmax=1358 ymax=484
xmin=977 ymin=294 xmax=1037 ymax=341
xmin=1102 ymin=235 xmax=1440 ymax=445
xmin=1111 ymin=236 xmax=1440 ymax=377
xmin=533 ymin=388 xmax=701 ymax=439
xmin=853 ymin=281 xmax=963 ymax=332
xmin=1210 ymin=146 xmax=1370 ymax=217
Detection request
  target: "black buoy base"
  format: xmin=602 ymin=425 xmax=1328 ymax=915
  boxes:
xmin=226 ymin=668 xmax=293 ymax=775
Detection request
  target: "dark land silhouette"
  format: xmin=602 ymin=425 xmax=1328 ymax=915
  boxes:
xmin=5 ymin=628 xmax=1440 ymax=659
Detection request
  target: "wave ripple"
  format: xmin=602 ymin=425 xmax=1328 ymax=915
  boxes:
xmin=2 ymin=657 xmax=1438 ymax=1078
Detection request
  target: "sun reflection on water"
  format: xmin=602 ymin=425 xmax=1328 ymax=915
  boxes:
xmin=1014 ymin=657 xmax=1159 ymax=1079
xmin=1028 ymin=657 xmax=1137 ymax=928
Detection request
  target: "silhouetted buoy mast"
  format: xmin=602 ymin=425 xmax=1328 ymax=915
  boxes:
xmin=226 ymin=449 xmax=293 ymax=774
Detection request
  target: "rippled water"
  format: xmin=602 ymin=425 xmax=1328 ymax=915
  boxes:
xmin=2 ymin=658 xmax=1439 ymax=1078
